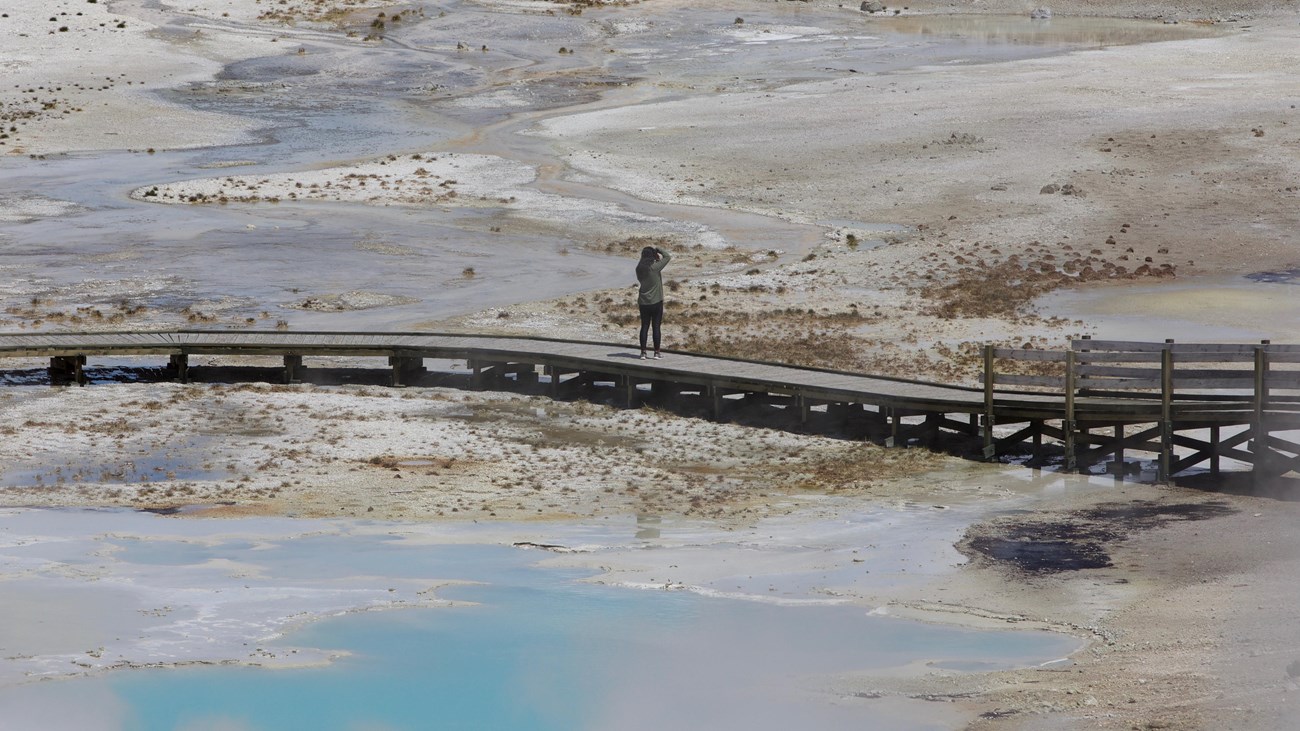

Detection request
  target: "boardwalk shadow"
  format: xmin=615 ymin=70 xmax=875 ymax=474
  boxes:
xmin=1176 ymin=471 xmax=1300 ymax=502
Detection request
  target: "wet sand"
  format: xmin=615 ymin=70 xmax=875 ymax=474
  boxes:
xmin=3 ymin=0 xmax=1300 ymax=728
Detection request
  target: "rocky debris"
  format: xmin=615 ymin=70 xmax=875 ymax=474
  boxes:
xmin=860 ymin=1 xmax=885 ymax=12
xmin=939 ymin=131 xmax=983 ymax=145
xmin=287 ymin=291 xmax=419 ymax=312
xmin=1030 ymin=8 xmax=1052 ymax=19
xmin=1040 ymin=182 xmax=1085 ymax=197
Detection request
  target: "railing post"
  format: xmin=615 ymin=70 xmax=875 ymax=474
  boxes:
xmin=1064 ymin=350 xmax=1076 ymax=472
xmin=1252 ymin=345 xmax=1269 ymax=482
xmin=982 ymin=344 xmax=995 ymax=460
xmin=1158 ymin=345 xmax=1173 ymax=483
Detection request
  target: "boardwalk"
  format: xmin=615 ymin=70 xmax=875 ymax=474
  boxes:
xmin=1 ymin=330 xmax=1297 ymax=483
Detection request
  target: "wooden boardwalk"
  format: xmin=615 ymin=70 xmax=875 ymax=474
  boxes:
xmin=1 ymin=330 xmax=1297 ymax=483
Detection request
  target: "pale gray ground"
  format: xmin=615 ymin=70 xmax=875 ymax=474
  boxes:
xmin=2 ymin=0 xmax=1300 ymax=729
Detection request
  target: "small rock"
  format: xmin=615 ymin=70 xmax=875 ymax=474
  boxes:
xmin=860 ymin=1 xmax=885 ymax=12
xmin=1030 ymin=7 xmax=1052 ymax=19
xmin=990 ymin=183 xmax=1008 ymax=191
xmin=1040 ymin=183 xmax=1060 ymax=194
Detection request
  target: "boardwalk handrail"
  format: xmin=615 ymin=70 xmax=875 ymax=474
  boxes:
xmin=2 ymin=330 xmax=1298 ymax=483
xmin=981 ymin=339 xmax=1299 ymax=481
xmin=0 ymin=328 xmax=988 ymax=395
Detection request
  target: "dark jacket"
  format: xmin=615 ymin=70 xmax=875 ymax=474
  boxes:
xmin=636 ymin=249 xmax=672 ymax=306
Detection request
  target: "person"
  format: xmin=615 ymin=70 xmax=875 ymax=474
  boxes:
xmin=635 ymin=245 xmax=671 ymax=359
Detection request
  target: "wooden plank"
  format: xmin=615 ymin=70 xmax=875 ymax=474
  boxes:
xmin=992 ymin=348 xmax=1067 ymax=362
xmin=991 ymin=373 xmax=1064 ymax=388
xmin=1074 ymin=351 xmax=1162 ymax=364
xmin=1167 ymin=351 xmax=1258 ymax=363
xmin=1173 ymin=377 xmax=1256 ymax=389
xmin=1077 ymin=365 xmax=1161 ymax=379
xmin=1265 ymin=372 xmax=1300 ymax=388
xmin=1171 ymin=367 xmax=1257 ymax=379
xmin=1169 ymin=343 xmax=1264 ymax=355
xmin=1072 ymin=339 xmax=1170 ymax=352
xmin=1076 ymin=376 xmax=1163 ymax=390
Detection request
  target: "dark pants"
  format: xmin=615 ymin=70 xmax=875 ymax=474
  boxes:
xmin=638 ymin=301 xmax=663 ymax=352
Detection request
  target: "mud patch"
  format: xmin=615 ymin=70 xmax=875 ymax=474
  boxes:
xmin=961 ymin=500 xmax=1236 ymax=574
xmin=1245 ymin=267 xmax=1300 ymax=285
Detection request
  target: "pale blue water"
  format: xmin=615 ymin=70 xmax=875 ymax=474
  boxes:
xmin=98 ymin=543 xmax=1071 ymax=731
xmin=0 ymin=511 xmax=1080 ymax=731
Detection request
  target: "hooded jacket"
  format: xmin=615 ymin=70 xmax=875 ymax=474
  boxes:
xmin=636 ymin=248 xmax=672 ymax=306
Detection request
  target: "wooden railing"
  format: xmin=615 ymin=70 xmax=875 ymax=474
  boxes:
xmin=981 ymin=339 xmax=1300 ymax=480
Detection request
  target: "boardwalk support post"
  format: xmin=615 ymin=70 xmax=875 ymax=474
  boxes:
xmin=1158 ymin=346 xmax=1173 ymax=484
xmin=49 ymin=355 xmax=86 ymax=386
xmin=1210 ymin=425 xmax=1221 ymax=477
xmin=1252 ymin=346 xmax=1269 ymax=483
xmin=469 ymin=360 xmax=483 ymax=390
xmin=283 ymin=354 xmax=302 ymax=384
xmin=1063 ymin=351 xmax=1076 ymax=472
xmin=1113 ymin=424 xmax=1124 ymax=479
xmin=389 ymin=355 xmax=424 ymax=388
xmin=169 ymin=353 xmax=189 ymax=384
xmin=982 ymin=344 xmax=995 ymax=460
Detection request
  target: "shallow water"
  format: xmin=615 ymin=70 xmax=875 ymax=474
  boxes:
xmin=0 ymin=507 xmax=1078 ymax=731
xmin=0 ymin=6 xmax=1216 ymax=329
xmin=1037 ymin=274 xmax=1300 ymax=341
xmin=102 ymin=586 xmax=1064 ymax=731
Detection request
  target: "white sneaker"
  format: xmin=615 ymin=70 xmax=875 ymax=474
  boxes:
xmin=653 ymin=352 xmax=663 ymax=360
xmin=639 ymin=352 xmax=648 ymax=360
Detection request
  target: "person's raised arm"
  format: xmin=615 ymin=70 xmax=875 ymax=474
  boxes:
xmin=652 ymin=248 xmax=671 ymax=271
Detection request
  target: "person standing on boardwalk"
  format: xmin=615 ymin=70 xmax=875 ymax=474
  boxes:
xmin=635 ymin=245 xmax=671 ymax=359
